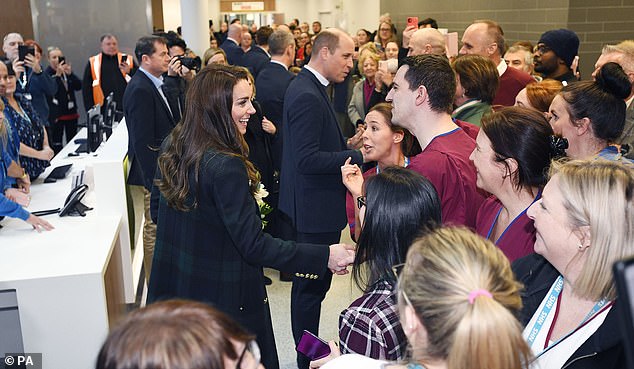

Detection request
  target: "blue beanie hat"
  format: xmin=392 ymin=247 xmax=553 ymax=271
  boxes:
xmin=538 ymin=29 xmax=580 ymax=67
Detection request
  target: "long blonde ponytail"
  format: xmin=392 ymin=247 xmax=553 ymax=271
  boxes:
xmin=400 ymin=227 xmax=532 ymax=369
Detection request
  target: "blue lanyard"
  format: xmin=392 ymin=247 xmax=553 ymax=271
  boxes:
xmin=526 ymin=275 xmax=609 ymax=357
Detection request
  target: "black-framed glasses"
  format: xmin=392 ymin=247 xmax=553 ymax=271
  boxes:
xmin=534 ymin=44 xmax=552 ymax=54
xmin=236 ymin=340 xmax=261 ymax=369
xmin=391 ymin=263 xmax=414 ymax=308
xmin=356 ymin=195 xmax=366 ymax=210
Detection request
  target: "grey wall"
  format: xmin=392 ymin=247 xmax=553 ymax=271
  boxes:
xmin=381 ymin=0 xmax=634 ymax=79
xmin=29 ymin=0 xmax=152 ymax=116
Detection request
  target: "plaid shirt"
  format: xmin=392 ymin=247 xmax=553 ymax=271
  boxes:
xmin=338 ymin=279 xmax=407 ymax=360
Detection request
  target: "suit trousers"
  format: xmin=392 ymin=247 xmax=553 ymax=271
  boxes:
xmin=142 ymin=187 xmax=157 ymax=283
xmin=291 ymin=231 xmax=339 ymax=369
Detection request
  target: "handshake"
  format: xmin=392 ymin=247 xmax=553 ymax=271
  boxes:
xmin=327 ymin=243 xmax=356 ymax=275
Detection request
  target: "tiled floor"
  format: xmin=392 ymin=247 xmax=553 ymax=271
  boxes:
xmin=264 ymin=230 xmax=362 ymax=369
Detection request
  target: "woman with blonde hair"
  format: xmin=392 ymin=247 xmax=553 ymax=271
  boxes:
xmin=203 ymin=47 xmax=228 ymax=66
xmin=375 ymin=21 xmax=398 ymax=53
xmin=312 ymin=227 xmax=532 ymax=369
xmin=0 ymin=99 xmax=52 ymax=231
xmin=514 ymin=159 xmax=633 ymax=368
xmin=348 ymin=52 xmax=382 ymax=126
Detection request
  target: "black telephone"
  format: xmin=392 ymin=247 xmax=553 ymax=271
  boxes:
xmin=59 ymin=184 xmax=92 ymax=217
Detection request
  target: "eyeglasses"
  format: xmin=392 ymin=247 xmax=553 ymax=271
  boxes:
xmin=391 ymin=263 xmax=414 ymax=308
xmin=236 ymin=340 xmax=261 ymax=369
xmin=356 ymin=195 xmax=366 ymax=210
xmin=534 ymin=44 xmax=552 ymax=54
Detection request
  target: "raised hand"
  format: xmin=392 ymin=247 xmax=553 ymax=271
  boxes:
xmin=341 ymin=157 xmax=364 ymax=198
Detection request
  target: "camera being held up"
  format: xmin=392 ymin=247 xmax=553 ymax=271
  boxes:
xmin=176 ymin=55 xmax=201 ymax=72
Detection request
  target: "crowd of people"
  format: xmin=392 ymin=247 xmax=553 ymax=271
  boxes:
xmin=1 ymin=12 xmax=633 ymax=369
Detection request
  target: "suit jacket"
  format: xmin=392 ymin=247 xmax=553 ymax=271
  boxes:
xmin=255 ymin=62 xmax=294 ymax=171
xmin=220 ymin=38 xmax=245 ymax=66
xmin=242 ymin=46 xmax=270 ymax=79
xmin=123 ymin=71 xmax=177 ymax=189
xmin=279 ymin=68 xmax=363 ymax=233
xmin=147 ymin=150 xmax=329 ymax=368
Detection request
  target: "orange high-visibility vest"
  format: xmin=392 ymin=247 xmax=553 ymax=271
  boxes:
xmin=89 ymin=52 xmax=133 ymax=106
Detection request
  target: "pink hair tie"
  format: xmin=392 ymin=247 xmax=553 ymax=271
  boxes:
xmin=468 ymin=289 xmax=493 ymax=304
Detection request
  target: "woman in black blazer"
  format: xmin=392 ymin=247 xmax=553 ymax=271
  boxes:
xmin=147 ymin=65 xmax=354 ymax=369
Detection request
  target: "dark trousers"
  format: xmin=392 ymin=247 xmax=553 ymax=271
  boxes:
xmin=291 ymin=230 xmax=339 ymax=369
xmin=50 ymin=118 xmax=78 ymax=154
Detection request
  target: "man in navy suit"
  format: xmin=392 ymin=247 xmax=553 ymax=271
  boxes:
xmin=254 ymin=29 xmax=295 ymax=261
xmin=123 ymin=35 xmax=179 ymax=282
xmin=279 ymin=28 xmax=364 ymax=369
xmin=220 ymin=23 xmax=245 ymax=66
xmin=243 ymin=26 xmax=273 ymax=78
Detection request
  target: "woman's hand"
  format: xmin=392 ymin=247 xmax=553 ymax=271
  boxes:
xmin=341 ymin=157 xmax=364 ymax=198
xmin=261 ymin=116 xmax=276 ymax=135
xmin=16 ymin=173 xmax=31 ymax=193
xmin=39 ymin=146 xmax=54 ymax=161
xmin=309 ymin=341 xmax=341 ymax=368
xmin=26 ymin=213 xmax=54 ymax=232
xmin=5 ymin=188 xmax=30 ymax=206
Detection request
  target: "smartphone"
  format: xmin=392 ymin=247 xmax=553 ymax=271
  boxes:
xmin=386 ymin=59 xmax=398 ymax=73
xmin=407 ymin=16 xmax=419 ymax=29
xmin=120 ymin=54 xmax=128 ymax=63
xmin=58 ymin=56 xmax=66 ymax=64
xmin=296 ymin=330 xmax=330 ymax=360
xmin=18 ymin=45 xmax=35 ymax=61
xmin=378 ymin=60 xmax=387 ymax=72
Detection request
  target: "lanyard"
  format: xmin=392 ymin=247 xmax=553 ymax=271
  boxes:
xmin=526 ymin=275 xmax=611 ymax=358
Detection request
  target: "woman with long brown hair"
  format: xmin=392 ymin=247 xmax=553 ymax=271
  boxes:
xmin=147 ymin=64 xmax=354 ymax=369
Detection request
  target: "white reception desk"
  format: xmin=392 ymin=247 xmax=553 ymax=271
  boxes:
xmin=0 ymin=121 xmax=134 ymax=369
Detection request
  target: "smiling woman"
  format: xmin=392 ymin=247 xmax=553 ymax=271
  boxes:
xmin=148 ymin=64 xmax=355 ymax=369
xmin=514 ymin=159 xmax=634 ymax=369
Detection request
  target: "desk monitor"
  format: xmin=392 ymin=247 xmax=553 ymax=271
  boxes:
xmin=0 ymin=289 xmax=24 ymax=366
xmin=103 ymin=92 xmax=116 ymax=139
xmin=87 ymin=104 xmax=103 ymax=153
xmin=614 ymin=256 xmax=634 ymax=369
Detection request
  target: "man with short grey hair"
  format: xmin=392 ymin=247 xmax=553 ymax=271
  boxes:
xmin=593 ymin=40 xmax=634 ymax=158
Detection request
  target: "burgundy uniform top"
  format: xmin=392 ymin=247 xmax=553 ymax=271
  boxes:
xmin=493 ymin=66 xmax=534 ymax=107
xmin=407 ymin=127 xmax=484 ymax=228
xmin=475 ymin=195 xmax=538 ymax=261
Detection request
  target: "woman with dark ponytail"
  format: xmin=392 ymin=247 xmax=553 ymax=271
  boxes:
xmin=470 ymin=106 xmax=565 ymax=261
xmin=311 ymin=227 xmax=531 ymax=369
xmin=548 ymin=62 xmax=633 ymax=163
